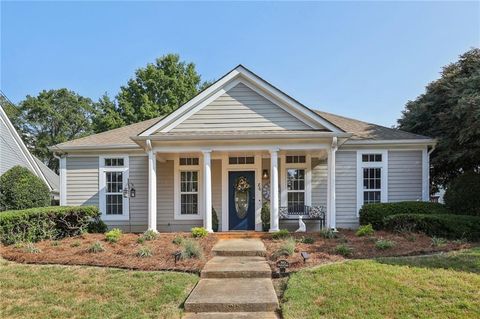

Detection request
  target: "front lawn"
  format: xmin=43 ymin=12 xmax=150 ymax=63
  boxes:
xmin=0 ymin=258 xmax=198 ymax=319
xmin=282 ymin=248 xmax=480 ymax=319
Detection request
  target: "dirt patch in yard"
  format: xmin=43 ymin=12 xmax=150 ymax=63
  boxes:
xmin=263 ymin=230 xmax=474 ymax=272
xmin=0 ymin=233 xmax=217 ymax=273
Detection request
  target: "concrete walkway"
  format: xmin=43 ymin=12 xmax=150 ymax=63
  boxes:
xmin=183 ymin=239 xmax=279 ymax=319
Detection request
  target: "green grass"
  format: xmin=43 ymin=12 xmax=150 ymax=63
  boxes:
xmin=378 ymin=247 xmax=480 ymax=274
xmin=0 ymin=258 xmax=198 ymax=319
xmin=282 ymin=248 xmax=480 ymax=319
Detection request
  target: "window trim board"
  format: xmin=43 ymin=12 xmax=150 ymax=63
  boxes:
xmin=356 ymin=150 xmax=388 ymax=217
xmin=99 ymin=155 xmax=130 ymax=221
xmin=174 ymin=156 xmax=204 ymax=221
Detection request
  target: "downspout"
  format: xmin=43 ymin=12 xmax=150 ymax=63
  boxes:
xmin=53 ymin=152 xmax=66 ymax=206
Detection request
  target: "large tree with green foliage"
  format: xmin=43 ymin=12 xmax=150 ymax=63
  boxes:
xmin=14 ymin=89 xmax=96 ymax=172
xmin=114 ymin=53 xmax=209 ymax=126
xmin=398 ymin=48 xmax=480 ymax=189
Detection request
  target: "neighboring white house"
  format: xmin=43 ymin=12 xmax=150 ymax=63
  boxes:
xmin=51 ymin=65 xmax=435 ymax=232
xmin=0 ymin=104 xmax=59 ymax=198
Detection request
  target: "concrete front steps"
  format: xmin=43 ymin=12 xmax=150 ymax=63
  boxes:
xmin=183 ymin=239 xmax=279 ymax=318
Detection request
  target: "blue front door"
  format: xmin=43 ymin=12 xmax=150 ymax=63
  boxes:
xmin=229 ymin=171 xmax=255 ymax=230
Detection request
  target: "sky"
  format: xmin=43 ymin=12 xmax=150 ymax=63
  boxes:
xmin=1 ymin=1 xmax=479 ymax=127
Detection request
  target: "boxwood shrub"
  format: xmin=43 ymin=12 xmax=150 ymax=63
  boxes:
xmin=383 ymin=213 xmax=480 ymax=241
xmin=359 ymin=201 xmax=450 ymax=229
xmin=444 ymin=172 xmax=480 ymax=216
xmin=0 ymin=206 xmax=102 ymax=245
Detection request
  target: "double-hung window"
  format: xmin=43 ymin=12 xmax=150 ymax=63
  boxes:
xmin=176 ymin=157 xmax=202 ymax=219
xmin=99 ymin=156 xmax=129 ymax=220
xmin=357 ymin=151 xmax=387 ymax=215
xmin=287 ymin=168 xmax=306 ymax=213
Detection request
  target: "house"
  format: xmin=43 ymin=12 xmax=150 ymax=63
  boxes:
xmin=0 ymin=103 xmax=59 ymax=198
xmin=51 ymin=65 xmax=435 ymax=232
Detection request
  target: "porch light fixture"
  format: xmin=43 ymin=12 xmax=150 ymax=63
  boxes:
xmin=128 ymin=179 xmax=136 ymax=198
xmin=262 ymin=169 xmax=269 ymax=179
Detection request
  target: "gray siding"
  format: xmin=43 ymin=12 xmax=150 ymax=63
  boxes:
xmin=0 ymin=116 xmax=32 ymax=176
xmin=171 ymin=83 xmax=312 ymax=132
xmin=335 ymin=151 xmax=358 ymax=229
xmin=128 ymin=156 xmax=148 ymax=231
xmin=388 ymin=150 xmax=423 ymax=201
xmin=311 ymin=157 xmax=327 ymax=207
xmin=66 ymin=157 xmax=99 ymax=207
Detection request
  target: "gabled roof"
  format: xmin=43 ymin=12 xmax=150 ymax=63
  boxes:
xmin=315 ymin=111 xmax=432 ymax=141
xmin=0 ymin=104 xmax=58 ymax=192
xmin=140 ymin=65 xmax=344 ymax=135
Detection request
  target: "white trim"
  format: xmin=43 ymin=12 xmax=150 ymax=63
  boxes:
xmin=139 ymin=65 xmax=343 ymax=136
xmin=356 ymin=150 xmax=389 ymax=217
xmin=221 ymin=154 xmax=228 ymax=231
xmin=326 ymin=138 xmax=338 ymax=229
xmin=98 ymin=155 xmax=130 ymax=221
xmin=147 ymin=151 xmax=157 ymax=231
xmin=0 ymin=106 xmax=53 ymax=190
xmin=269 ymin=149 xmax=280 ymax=232
xmin=173 ymin=155 xmax=204 ymax=221
xmin=59 ymin=156 xmax=67 ymax=205
xmin=345 ymin=139 xmax=436 ymax=145
xmin=153 ymin=143 xmax=330 ymax=153
xmin=422 ymin=147 xmax=429 ymax=201
xmin=203 ymin=150 xmax=213 ymax=232
xmin=280 ymin=154 xmax=312 ymax=208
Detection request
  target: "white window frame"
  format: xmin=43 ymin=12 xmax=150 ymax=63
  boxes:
xmin=174 ymin=156 xmax=203 ymax=220
xmin=356 ymin=150 xmax=388 ymax=216
xmin=99 ymin=155 xmax=130 ymax=221
xmin=281 ymin=154 xmax=312 ymax=208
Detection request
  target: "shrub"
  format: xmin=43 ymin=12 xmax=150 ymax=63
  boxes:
xmin=444 ymin=172 xmax=480 ymax=216
xmin=105 ymin=228 xmax=122 ymax=243
xmin=272 ymin=229 xmax=290 ymax=240
xmin=212 ymin=208 xmax=219 ymax=232
xmin=273 ymin=237 xmax=296 ymax=259
xmin=335 ymin=244 xmax=353 ymax=257
xmin=261 ymin=202 xmax=270 ymax=231
xmin=359 ymin=201 xmax=450 ymax=229
xmin=180 ymin=238 xmax=203 ymax=259
xmin=301 ymin=236 xmax=315 ymax=244
xmin=142 ymin=229 xmax=158 ymax=241
xmin=24 ymin=242 xmax=41 ymax=254
xmin=87 ymin=219 xmax=108 ymax=233
xmin=137 ymin=236 xmax=145 ymax=244
xmin=383 ymin=213 xmax=480 ymax=241
xmin=431 ymin=236 xmax=447 ymax=247
xmin=172 ymin=236 xmax=184 ymax=245
xmin=88 ymin=241 xmax=105 ymax=253
xmin=319 ymin=228 xmax=337 ymax=239
xmin=356 ymin=224 xmax=374 ymax=237
xmin=375 ymin=239 xmax=395 ymax=250
xmin=70 ymin=241 xmax=81 ymax=247
xmin=0 ymin=206 xmax=101 ymax=245
xmin=137 ymin=246 xmax=153 ymax=258
xmin=0 ymin=166 xmax=51 ymax=211
xmin=191 ymin=227 xmax=208 ymax=238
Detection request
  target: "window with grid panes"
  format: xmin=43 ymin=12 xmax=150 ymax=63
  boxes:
xmin=287 ymin=169 xmax=305 ymax=213
xmin=180 ymin=171 xmax=198 ymax=215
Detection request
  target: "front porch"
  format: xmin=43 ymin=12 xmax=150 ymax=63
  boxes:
xmin=145 ymin=138 xmax=339 ymax=233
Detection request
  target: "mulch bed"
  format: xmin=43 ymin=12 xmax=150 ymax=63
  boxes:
xmin=0 ymin=233 xmax=217 ymax=273
xmin=262 ymin=230 xmax=473 ymax=272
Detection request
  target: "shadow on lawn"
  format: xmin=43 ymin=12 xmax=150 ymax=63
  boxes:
xmin=375 ymin=247 xmax=480 ymax=274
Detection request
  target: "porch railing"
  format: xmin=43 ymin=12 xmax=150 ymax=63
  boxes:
xmin=279 ymin=205 xmax=326 ymax=229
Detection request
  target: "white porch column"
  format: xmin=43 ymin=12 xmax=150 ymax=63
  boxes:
xmin=269 ymin=149 xmax=280 ymax=232
xmin=203 ymin=150 xmax=213 ymax=233
xmin=422 ymin=147 xmax=429 ymax=201
xmin=148 ymin=150 xmax=157 ymax=232
xmin=327 ymin=137 xmax=338 ymax=230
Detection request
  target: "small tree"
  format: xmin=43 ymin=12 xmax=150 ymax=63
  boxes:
xmin=444 ymin=172 xmax=480 ymax=216
xmin=212 ymin=207 xmax=219 ymax=232
xmin=261 ymin=202 xmax=270 ymax=231
xmin=0 ymin=166 xmax=50 ymax=211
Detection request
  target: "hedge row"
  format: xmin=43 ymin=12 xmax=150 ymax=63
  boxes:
xmin=383 ymin=214 xmax=480 ymax=241
xmin=0 ymin=206 xmax=106 ymax=245
xmin=359 ymin=201 xmax=449 ymax=229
